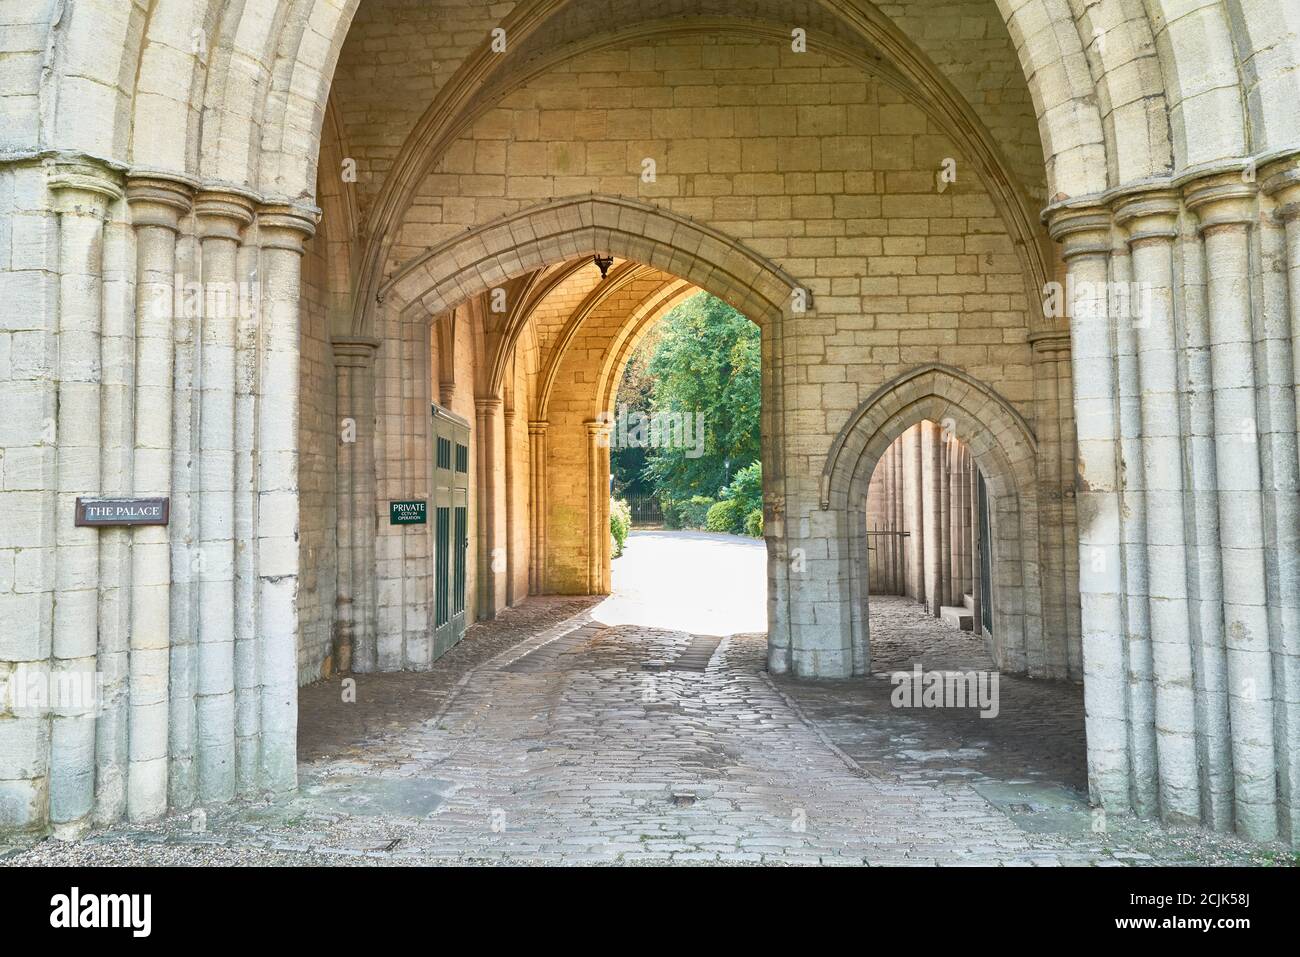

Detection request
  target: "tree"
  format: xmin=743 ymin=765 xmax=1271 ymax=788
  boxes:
xmin=639 ymin=293 xmax=761 ymax=505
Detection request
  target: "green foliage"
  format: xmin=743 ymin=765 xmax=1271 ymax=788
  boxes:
xmin=744 ymin=508 xmax=764 ymax=538
xmin=705 ymin=498 xmax=746 ymax=534
xmin=640 ymin=293 xmax=761 ymax=504
xmin=679 ymin=495 xmax=715 ymax=529
xmin=720 ymin=461 xmax=762 ymax=515
xmin=661 ymin=498 xmax=683 ymax=530
xmin=610 ymin=498 xmax=631 ymax=558
xmin=610 ymin=322 xmax=664 ymax=495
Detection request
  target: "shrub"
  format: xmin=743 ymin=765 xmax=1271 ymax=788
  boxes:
xmin=610 ymin=497 xmax=631 ymax=557
xmin=744 ymin=507 xmax=764 ymax=538
xmin=680 ymin=495 xmax=715 ymax=528
xmin=661 ymin=498 xmax=682 ymax=529
xmin=720 ymin=461 xmax=762 ymax=518
xmin=705 ymin=498 xmax=746 ymax=533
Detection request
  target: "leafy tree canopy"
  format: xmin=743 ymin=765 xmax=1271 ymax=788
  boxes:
xmin=611 ymin=292 xmax=760 ymax=504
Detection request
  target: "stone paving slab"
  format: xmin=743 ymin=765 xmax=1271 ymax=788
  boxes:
xmin=3 ymin=594 xmax=1290 ymax=867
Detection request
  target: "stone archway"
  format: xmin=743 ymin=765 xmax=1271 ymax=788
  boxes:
xmin=355 ymin=193 xmax=803 ymax=672
xmin=819 ymin=364 xmax=1047 ymax=678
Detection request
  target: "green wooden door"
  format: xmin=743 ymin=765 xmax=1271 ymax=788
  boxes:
xmin=432 ymin=404 xmax=472 ymax=658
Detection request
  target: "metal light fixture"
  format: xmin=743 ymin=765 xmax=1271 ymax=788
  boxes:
xmin=593 ymin=254 xmax=614 ymax=279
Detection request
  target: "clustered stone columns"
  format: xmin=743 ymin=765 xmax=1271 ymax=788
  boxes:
xmin=47 ymin=162 xmax=123 ymax=839
xmin=332 ymin=337 xmax=381 ymax=674
xmin=1115 ymin=192 xmax=1200 ymax=824
xmin=1264 ymin=162 xmax=1300 ymax=845
xmin=193 ymin=190 xmax=255 ymax=804
xmin=255 ymin=204 xmax=318 ymax=793
xmin=1030 ymin=330 xmax=1080 ymax=679
xmin=503 ymin=404 xmax=517 ymax=606
xmin=124 ymin=175 xmax=193 ymax=822
xmin=1049 ymin=205 xmax=1130 ymax=818
xmin=527 ymin=420 xmax=548 ymax=595
xmin=584 ymin=419 xmax=612 ymax=594
xmin=1048 ymin=154 xmax=1300 ymax=842
xmin=474 ymin=395 xmax=503 ymax=619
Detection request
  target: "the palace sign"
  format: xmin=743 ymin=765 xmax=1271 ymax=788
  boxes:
xmin=75 ymin=497 xmax=170 ymax=527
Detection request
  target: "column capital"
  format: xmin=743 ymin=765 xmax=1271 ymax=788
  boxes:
xmin=126 ymin=174 xmax=195 ymax=231
xmin=1260 ymin=156 xmax=1300 ymax=221
xmin=1028 ymin=330 xmax=1072 ymax=356
xmin=1045 ymin=205 xmax=1112 ymax=260
xmin=257 ymin=202 xmax=320 ymax=251
xmin=194 ymin=188 xmax=257 ymax=240
xmin=1111 ymin=190 xmax=1181 ymax=246
xmin=475 ymin=396 xmax=503 ymax=416
xmin=47 ymin=159 xmax=123 ymax=213
xmin=528 ymin=419 xmax=549 ymax=436
xmin=585 ymin=418 xmax=612 ymax=437
xmin=331 ymin=336 xmax=381 ymax=368
xmin=1183 ymin=171 xmax=1257 ymax=233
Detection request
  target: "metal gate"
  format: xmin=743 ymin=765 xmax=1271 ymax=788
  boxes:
xmin=432 ymin=404 xmax=472 ymax=658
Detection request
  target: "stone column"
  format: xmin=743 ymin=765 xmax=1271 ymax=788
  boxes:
xmin=233 ymin=237 xmax=260 ymax=797
xmin=949 ymin=439 xmax=963 ymax=607
xmin=333 ymin=338 xmax=381 ymax=674
xmin=921 ymin=420 xmax=943 ymax=616
xmin=124 ymin=175 xmax=192 ymax=822
xmin=255 ymin=203 xmax=318 ymax=794
xmin=47 ymin=162 xmax=122 ymax=839
xmin=585 ymin=419 xmax=610 ymax=594
xmin=1109 ymin=223 xmax=1158 ymax=814
xmin=1262 ymin=159 xmax=1300 ymax=843
xmin=1114 ymin=192 xmax=1201 ymax=824
xmin=475 ymin=396 xmax=503 ymax=619
xmin=503 ymin=405 xmax=517 ymax=607
xmin=528 ymin=420 xmax=547 ymax=595
xmin=904 ymin=424 xmax=924 ymax=602
xmin=1048 ymin=206 xmax=1130 ymax=813
xmin=970 ymin=452 xmax=982 ymax=638
xmin=893 ymin=437 xmax=906 ymax=595
xmin=192 ymin=190 xmax=254 ymax=804
xmin=1031 ymin=331 xmax=1072 ymax=678
xmin=1186 ymin=175 xmax=1277 ymax=841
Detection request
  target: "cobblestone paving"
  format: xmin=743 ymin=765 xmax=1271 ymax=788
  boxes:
xmin=3 ymin=585 xmax=1288 ymax=866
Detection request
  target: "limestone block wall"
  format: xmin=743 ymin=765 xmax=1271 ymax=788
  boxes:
xmin=374 ymin=36 xmax=1074 ymax=680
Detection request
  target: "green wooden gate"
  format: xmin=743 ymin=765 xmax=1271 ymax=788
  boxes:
xmin=432 ymin=403 xmax=472 ymax=658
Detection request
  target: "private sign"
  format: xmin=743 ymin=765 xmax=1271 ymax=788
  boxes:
xmin=389 ymin=500 xmax=428 ymax=525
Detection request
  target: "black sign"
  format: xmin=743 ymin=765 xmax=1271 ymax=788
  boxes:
xmin=389 ymin=500 xmax=427 ymax=525
xmin=75 ymin=497 xmax=170 ymax=527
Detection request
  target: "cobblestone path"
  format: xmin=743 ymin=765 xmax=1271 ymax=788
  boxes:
xmin=3 ymin=538 xmax=1284 ymax=866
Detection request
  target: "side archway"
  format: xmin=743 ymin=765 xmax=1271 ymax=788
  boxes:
xmin=820 ymin=364 xmax=1045 ymax=677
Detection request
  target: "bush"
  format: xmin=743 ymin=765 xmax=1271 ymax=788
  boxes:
xmin=705 ymin=498 xmax=746 ymax=533
xmin=744 ymin=508 xmax=764 ymax=538
xmin=661 ymin=498 xmax=682 ymax=530
xmin=610 ymin=497 xmax=631 ymax=558
xmin=680 ymin=495 xmax=715 ymax=529
xmin=720 ymin=461 xmax=762 ymax=517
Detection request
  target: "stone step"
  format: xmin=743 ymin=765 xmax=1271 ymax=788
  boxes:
xmin=940 ymin=605 xmax=973 ymax=631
